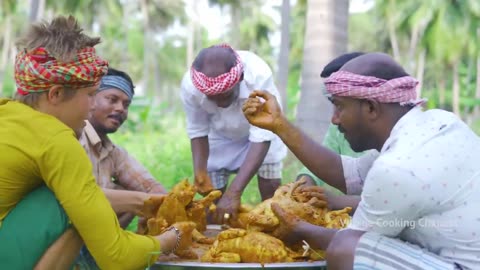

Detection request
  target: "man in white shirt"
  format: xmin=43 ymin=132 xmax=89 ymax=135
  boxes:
xmin=242 ymin=53 xmax=480 ymax=269
xmin=180 ymin=44 xmax=287 ymax=224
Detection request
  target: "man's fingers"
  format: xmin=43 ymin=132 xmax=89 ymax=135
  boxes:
xmin=302 ymin=191 xmax=327 ymax=201
xmin=308 ymin=197 xmax=328 ymax=208
xmin=230 ymin=209 xmax=238 ymax=221
xmin=298 ymin=186 xmax=325 ymax=194
xmin=213 ymin=208 xmax=225 ymax=224
xmin=249 ymin=90 xmax=273 ymax=100
xmin=271 ymin=202 xmax=288 ymax=223
xmin=296 ymin=175 xmax=309 ymax=185
xmin=196 ymin=183 xmax=214 ymax=195
xmin=243 ymin=107 xmax=258 ymax=116
xmin=243 ymin=99 xmax=262 ymax=110
xmin=151 ymin=194 xmax=166 ymax=201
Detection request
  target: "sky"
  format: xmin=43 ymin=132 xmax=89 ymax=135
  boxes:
xmin=185 ymin=0 xmax=375 ymax=40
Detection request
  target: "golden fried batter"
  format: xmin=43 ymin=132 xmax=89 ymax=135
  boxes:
xmin=236 ymin=179 xmax=349 ymax=231
xmin=201 ymin=228 xmax=302 ymax=263
xmin=139 ymin=179 xmax=222 ymax=256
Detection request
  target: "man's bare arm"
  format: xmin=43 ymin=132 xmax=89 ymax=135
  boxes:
xmin=274 ymin=119 xmax=347 ymax=193
xmin=102 ymin=188 xmax=149 ymax=215
xmin=328 ymin=194 xmax=361 ymax=213
xmin=118 ymin=213 xmax=136 ymax=229
xmin=191 ymin=136 xmax=214 ymax=194
xmin=243 ymin=90 xmax=347 ymax=193
xmin=227 ymin=141 xmax=270 ymax=196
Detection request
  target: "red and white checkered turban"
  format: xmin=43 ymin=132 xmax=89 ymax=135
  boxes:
xmin=324 ymin=70 xmax=425 ymax=106
xmin=190 ymin=44 xmax=244 ymax=96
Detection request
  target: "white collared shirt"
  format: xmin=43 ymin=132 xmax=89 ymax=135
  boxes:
xmin=345 ymin=107 xmax=480 ymax=269
xmin=180 ymin=51 xmax=287 ymax=171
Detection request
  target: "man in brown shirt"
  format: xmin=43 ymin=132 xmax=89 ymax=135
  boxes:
xmin=79 ymin=67 xmax=166 ymax=228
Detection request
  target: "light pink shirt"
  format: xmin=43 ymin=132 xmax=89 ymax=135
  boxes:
xmin=345 ymin=107 xmax=480 ymax=269
xmin=79 ymin=121 xmax=166 ymax=193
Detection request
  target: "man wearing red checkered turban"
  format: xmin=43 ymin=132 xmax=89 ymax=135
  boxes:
xmin=180 ymin=44 xmax=287 ymax=224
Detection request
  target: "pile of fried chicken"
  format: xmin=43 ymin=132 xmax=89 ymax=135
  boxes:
xmin=138 ymin=179 xmax=222 ymax=259
xmin=138 ymin=178 xmax=351 ymax=263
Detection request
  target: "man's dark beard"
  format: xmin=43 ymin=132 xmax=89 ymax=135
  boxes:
xmin=103 ymin=126 xmax=119 ymax=134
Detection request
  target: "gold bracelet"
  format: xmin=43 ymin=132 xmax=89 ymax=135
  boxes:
xmin=162 ymin=226 xmax=181 ymax=255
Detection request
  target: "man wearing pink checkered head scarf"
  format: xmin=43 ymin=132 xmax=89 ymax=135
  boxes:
xmin=180 ymin=44 xmax=287 ymax=224
xmin=242 ymin=53 xmax=480 ymax=269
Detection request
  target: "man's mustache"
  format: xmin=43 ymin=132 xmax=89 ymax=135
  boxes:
xmin=108 ymin=114 xmax=125 ymax=123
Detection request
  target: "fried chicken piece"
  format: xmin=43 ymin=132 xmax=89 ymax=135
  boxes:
xmin=142 ymin=179 xmax=223 ymax=248
xmin=222 ymin=179 xmax=351 ymax=261
xmin=186 ymin=190 xmax=222 ymax=231
xmin=237 ymin=179 xmax=330 ymax=231
xmin=201 ymin=228 xmax=302 ymax=263
xmin=142 ymin=179 xmax=193 ymax=235
xmin=146 ymin=217 xmax=168 ymax=236
xmin=171 ymin=221 xmax=198 ymax=259
xmin=141 ymin=195 xmax=165 ymax=218
xmin=157 ymin=194 xmax=189 ymax=224
xmin=234 ymin=179 xmax=352 ymax=232
xmin=171 ymin=179 xmax=196 ymax=207
xmin=323 ymin=207 xmax=351 ymax=228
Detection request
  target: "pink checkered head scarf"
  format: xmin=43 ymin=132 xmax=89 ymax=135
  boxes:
xmin=324 ymin=70 xmax=425 ymax=106
xmin=190 ymin=44 xmax=244 ymax=96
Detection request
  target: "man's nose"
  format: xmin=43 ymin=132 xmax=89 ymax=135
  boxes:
xmin=114 ymin=102 xmax=126 ymax=112
xmin=88 ymin=96 xmax=95 ymax=111
xmin=331 ymin=110 xmax=340 ymax=125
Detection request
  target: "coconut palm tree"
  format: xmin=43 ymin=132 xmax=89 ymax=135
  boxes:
xmin=0 ymin=0 xmax=17 ymax=97
xmin=277 ymin=0 xmax=291 ymax=112
xmin=296 ymin=0 xmax=349 ymax=142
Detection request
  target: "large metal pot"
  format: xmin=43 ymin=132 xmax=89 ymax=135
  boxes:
xmin=149 ymin=225 xmax=326 ymax=269
xmin=150 ymin=261 xmax=326 ymax=270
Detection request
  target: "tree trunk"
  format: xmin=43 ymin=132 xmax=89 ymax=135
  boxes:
xmin=407 ymin=23 xmax=420 ymax=73
xmin=152 ymin=50 xmax=162 ymax=104
xmin=186 ymin=1 xmax=199 ymax=68
xmin=296 ymin=0 xmax=349 ymax=143
xmin=473 ymin=54 xmax=480 ymax=118
xmin=415 ymin=50 xmax=425 ymax=98
xmin=452 ymin=62 xmax=460 ymax=116
xmin=121 ymin=1 xmax=131 ymax=71
xmin=140 ymin=0 xmax=151 ymax=97
xmin=230 ymin=4 xmax=241 ymax=48
xmin=29 ymin=0 xmax=45 ymax=22
xmin=187 ymin=19 xmax=195 ymax=68
xmin=0 ymin=16 xmax=12 ymax=97
xmin=277 ymin=0 xmax=290 ymax=113
xmin=387 ymin=17 xmax=400 ymax=61
xmin=438 ymin=79 xmax=446 ymax=109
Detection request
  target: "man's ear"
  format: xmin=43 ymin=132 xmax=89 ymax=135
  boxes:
xmin=46 ymin=85 xmax=65 ymax=105
xmin=362 ymin=99 xmax=381 ymax=120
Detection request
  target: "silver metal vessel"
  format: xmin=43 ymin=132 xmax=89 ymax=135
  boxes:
xmin=150 ymin=261 xmax=326 ymax=269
